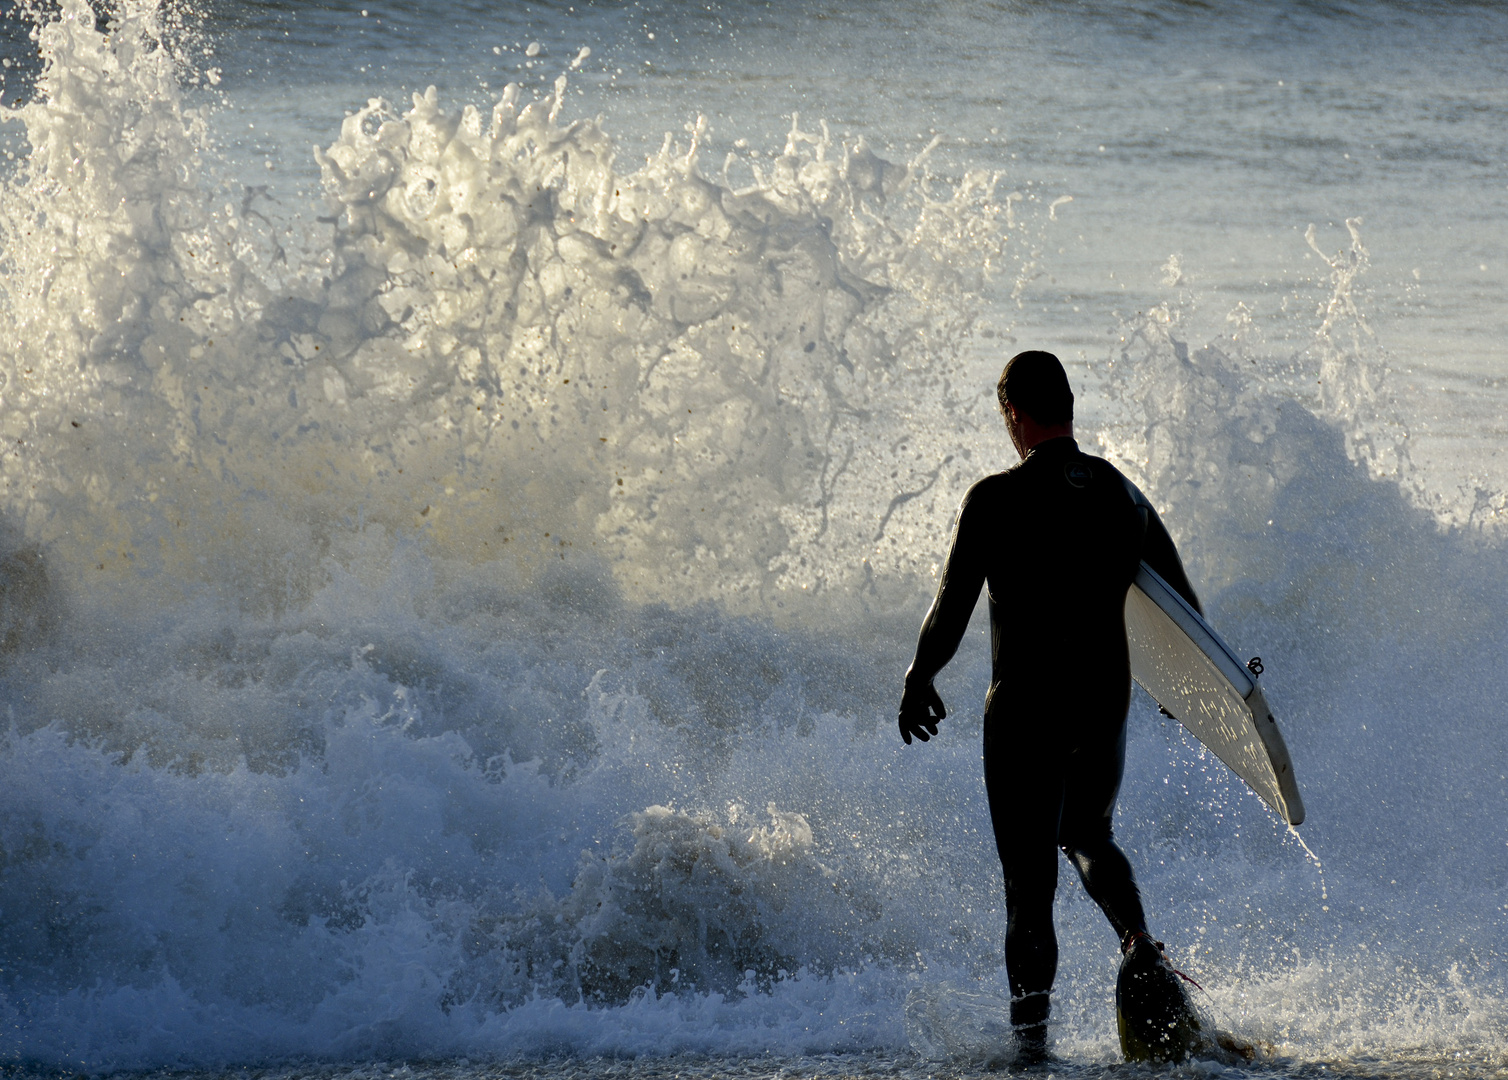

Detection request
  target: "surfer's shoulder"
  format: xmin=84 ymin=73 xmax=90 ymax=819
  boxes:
xmin=1120 ymin=475 xmax=1155 ymax=510
xmin=1079 ymin=454 xmax=1151 ymax=507
xmin=963 ymin=469 xmax=1017 ymax=503
xmin=954 ymin=471 xmax=1015 ymax=522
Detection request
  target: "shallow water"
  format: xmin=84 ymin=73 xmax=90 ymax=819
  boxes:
xmin=1 ymin=1 xmax=1506 ymax=1075
xmin=7 ymin=1051 xmax=1508 ymax=1080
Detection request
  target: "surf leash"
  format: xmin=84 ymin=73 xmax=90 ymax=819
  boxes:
xmin=1172 ymin=967 xmax=1204 ymax=992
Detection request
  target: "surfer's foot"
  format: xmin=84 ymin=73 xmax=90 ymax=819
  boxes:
xmin=1123 ymin=930 xmax=1204 ymax=996
xmin=1011 ymin=1023 xmax=1050 ymax=1067
xmin=1116 ymin=932 xmax=1202 ymax=1063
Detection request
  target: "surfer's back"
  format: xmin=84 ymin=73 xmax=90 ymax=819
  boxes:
xmin=955 ymin=437 xmax=1154 ymax=705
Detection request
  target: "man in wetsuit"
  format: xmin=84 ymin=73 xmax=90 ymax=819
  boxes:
xmin=897 ymin=350 xmax=1202 ymax=1063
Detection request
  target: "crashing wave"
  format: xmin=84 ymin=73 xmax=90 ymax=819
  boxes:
xmin=1 ymin=0 xmax=1017 ymax=617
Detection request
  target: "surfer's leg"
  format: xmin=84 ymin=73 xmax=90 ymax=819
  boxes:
xmin=1059 ymin=718 xmax=1149 ymax=943
xmin=1002 ymin=848 xmax=1058 ymax=1029
xmin=983 ymin=720 xmax=1063 ymax=1031
xmin=1065 ymin=836 xmax=1147 ymax=943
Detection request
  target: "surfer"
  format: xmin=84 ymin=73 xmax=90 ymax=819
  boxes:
xmin=897 ymin=350 xmax=1202 ymax=1064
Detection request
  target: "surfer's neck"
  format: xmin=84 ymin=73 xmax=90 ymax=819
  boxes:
xmin=1004 ymin=405 xmax=1074 ymax=459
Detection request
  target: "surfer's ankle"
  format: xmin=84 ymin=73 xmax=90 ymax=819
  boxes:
xmin=1012 ymin=1022 xmax=1050 ymax=1066
xmin=1009 ymin=989 xmax=1050 ymax=1029
xmin=1121 ymin=929 xmax=1164 ymax=955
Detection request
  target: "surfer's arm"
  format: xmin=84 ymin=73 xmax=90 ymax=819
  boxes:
xmin=1139 ymin=502 xmax=1202 ymax=616
xmin=899 ymin=487 xmax=988 ymax=743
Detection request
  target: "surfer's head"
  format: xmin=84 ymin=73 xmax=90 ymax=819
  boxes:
xmin=998 ymin=351 xmax=1074 ymax=458
xmin=997 ymin=350 xmax=1074 ymax=426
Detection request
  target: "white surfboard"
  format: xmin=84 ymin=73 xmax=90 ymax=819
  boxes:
xmin=1126 ymin=563 xmax=1305 ymax=826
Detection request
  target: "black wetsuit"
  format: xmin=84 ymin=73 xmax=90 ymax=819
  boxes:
xmin=906 ymin=437 xmax=1200 ymax=1031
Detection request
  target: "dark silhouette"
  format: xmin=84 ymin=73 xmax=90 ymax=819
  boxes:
xmin=898 ymin=350 xmax=1201 ymax=1063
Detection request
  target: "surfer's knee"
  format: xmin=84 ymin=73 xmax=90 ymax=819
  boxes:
xmin=1001 ymin=852 xmax=1059 ymax=907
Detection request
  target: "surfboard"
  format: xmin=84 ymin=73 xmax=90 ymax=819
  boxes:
xmin=1125 ymin=562 xmax=1305 ymax=826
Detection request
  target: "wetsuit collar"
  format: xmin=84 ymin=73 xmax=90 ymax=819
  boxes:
xmin=1022 ymin=435 xmax=1079 ymax=461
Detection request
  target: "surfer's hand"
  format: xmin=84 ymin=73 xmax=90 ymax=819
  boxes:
xmin=898 ymin=681 xmax=946 ymax=745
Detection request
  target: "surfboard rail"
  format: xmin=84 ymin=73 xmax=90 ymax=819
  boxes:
xmin=1127 ymin=563 xmax=1306 ymax=826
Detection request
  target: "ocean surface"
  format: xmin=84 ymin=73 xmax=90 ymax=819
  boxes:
xmin=1 ymin=1 xmax=1505 ymax=1077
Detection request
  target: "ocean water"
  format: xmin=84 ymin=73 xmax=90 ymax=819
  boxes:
xmin=0 ymin=1 xmax=1505 ymax=1077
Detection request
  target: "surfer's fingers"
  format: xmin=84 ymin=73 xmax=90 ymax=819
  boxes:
xmin=925 ymin=684 xmax=947 ymax=719
xmin=899 ymin=714 xmax=932 ymax=743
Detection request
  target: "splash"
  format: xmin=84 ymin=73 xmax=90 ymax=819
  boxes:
xmin=1 ymin=0 xmax=1017 ymax=618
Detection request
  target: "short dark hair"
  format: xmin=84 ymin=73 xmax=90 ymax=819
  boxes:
xmin=997 ymin=350 xmax=1073 ymax=425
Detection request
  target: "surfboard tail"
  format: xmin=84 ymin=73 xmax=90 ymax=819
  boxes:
xmin=1244 ymin=686 xmax=1305 ymax=825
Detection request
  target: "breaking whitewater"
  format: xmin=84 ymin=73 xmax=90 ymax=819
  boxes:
xmin=1 ymin=3 xmax=1505 ymax=1077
